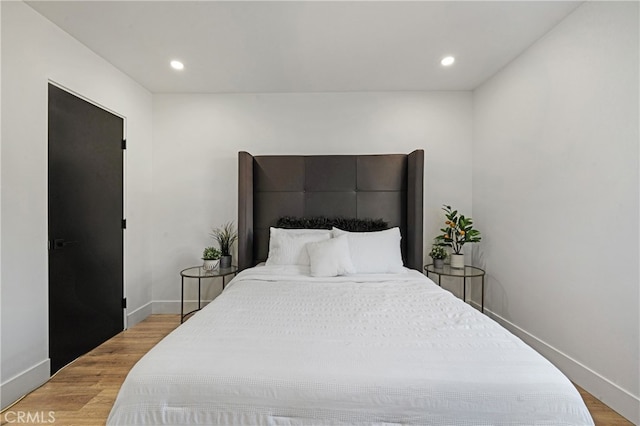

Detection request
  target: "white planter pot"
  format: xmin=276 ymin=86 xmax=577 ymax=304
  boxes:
xmin=450 ymin=254 xmax=465 ymax=269
xmin=202 ymin=259 xmax=219 ymax=270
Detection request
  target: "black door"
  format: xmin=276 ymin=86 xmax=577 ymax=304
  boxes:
xmin=48 ymin=84 xmax=124 ymax=374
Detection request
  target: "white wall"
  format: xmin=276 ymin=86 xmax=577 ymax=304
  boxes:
xmin=151 ymin=92 xmax=473 ymax=309
xmin=0 ymin=2 xmax=153 ymax=408
xmin=473 ymin=2 xmax=639 ymax=423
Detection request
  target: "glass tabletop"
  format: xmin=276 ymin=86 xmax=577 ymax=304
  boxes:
xmin=424 ymin=264 xmax=485 ymax=277
xmin=180 ymin=265 xmax=238 ymax=278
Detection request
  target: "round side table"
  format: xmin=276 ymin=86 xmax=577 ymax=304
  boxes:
xmin=424 ymin=264 xmax=486 ymax=312
xmin=180 ymin=265 xmax=238 ymax=323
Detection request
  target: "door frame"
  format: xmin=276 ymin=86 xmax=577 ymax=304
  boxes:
xmin=47 ymin=80 xmax=128 ymax=334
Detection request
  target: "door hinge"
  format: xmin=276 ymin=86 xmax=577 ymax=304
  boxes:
xmin=122 ymin=219 xmax=127 ymax=229
xmin=122 ymin=298 xmax=127 ymax=309
xmin=122 ymin=139 xmax=127 ymax=149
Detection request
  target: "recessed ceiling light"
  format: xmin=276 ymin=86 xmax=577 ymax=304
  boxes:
xmin=170 ymin=60 xmax=184 ymax=70
xmin=441 ymin=56 xmax=455 ymax=66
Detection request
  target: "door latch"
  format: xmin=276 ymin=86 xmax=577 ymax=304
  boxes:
xmin=52 ymin=239 xmax=78 ymax=250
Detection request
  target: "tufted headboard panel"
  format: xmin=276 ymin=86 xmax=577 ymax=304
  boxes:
xmin=238 ymin=150 xmax=424 ymax=271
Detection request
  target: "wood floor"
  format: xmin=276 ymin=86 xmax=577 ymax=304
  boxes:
xmin=0 ymin=314 xmax=632 ymax=426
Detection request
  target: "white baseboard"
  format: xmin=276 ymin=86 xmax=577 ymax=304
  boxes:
xmin=484 ymin=306 xmax=640 ymax=425
xmin=1 ymin=359 xmax=50 ymax=410
xmin=152 ymin=300 xmax=214 ymax=314
xmin=126 ymin=301 xmax=152 ymax=328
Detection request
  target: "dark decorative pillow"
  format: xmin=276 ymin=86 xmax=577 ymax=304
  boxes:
xmin=276 ymin=216 xmax=388 ymax=232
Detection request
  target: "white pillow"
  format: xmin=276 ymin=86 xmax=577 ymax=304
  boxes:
xmin=268 ymin=227 xmax=331 ymax=257
xmin=331 ymin=227 xmax=404 ymax=273
xmin=266 ymin=228 xmax=331 ymax=266
xmin=306 ymin=235 xmax=356 ymax=277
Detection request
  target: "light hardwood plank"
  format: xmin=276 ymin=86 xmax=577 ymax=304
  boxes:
xmin=576 ymin=386 xmax=634 ymax=426
xmin=0 ymin=315 xmax=180 ymax=426
xmin=0 ymin=314 xmax=632 ymax=425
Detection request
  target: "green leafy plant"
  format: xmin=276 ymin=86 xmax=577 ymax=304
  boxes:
xmin=202 ymin=246 xmax=221 ymax=260
xmin=429 ymin=245 xmax=448 ymax=260
xmin=435 ymin=205 xmax=481 ymax=255
xmin=210 ymin=221 xmax=238 ymax=256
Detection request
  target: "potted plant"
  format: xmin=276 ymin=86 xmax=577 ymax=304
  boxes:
xmin=211 ymin=221 xmax=238 ymax=268
xmin=434 ymin=204 xmax=481 ymax=269
xmin=429 ymin=245 xmax=448 ymax=269
xmin=202 ymin=246 xmax=221 ymax=270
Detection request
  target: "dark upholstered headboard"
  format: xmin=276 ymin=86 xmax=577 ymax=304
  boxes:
xmin=238 ymin=151 xmax=424 ymax=271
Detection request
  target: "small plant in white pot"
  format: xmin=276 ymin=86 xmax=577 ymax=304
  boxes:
xmin=429 ymin=245 xmax=448 ymax=269
xmin=202 ymin=247 xmax=221 ymax=271
xmin=435 ymin=205 xmax=481 ymax=269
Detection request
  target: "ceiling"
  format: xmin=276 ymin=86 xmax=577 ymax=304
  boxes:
xmin=26 ymin=1 xmax=582 ymax=94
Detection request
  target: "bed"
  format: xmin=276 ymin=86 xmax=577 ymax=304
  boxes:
xmin=107 ymin=151 xmax=593 ymax=425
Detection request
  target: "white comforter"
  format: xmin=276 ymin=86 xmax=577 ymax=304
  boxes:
xmin=107 ymin=265 xmax=593 ymax=425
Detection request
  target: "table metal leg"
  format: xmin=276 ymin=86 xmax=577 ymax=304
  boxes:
xmin=481 ymin=275 xmax=485 ymax=313
xmin=197 ymin=277 xmax=202 ymax=310
xmin=181 ymin=276 xmax=185 ymax=323
xmin=463 ymin=277 xmax=466 ymax=303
